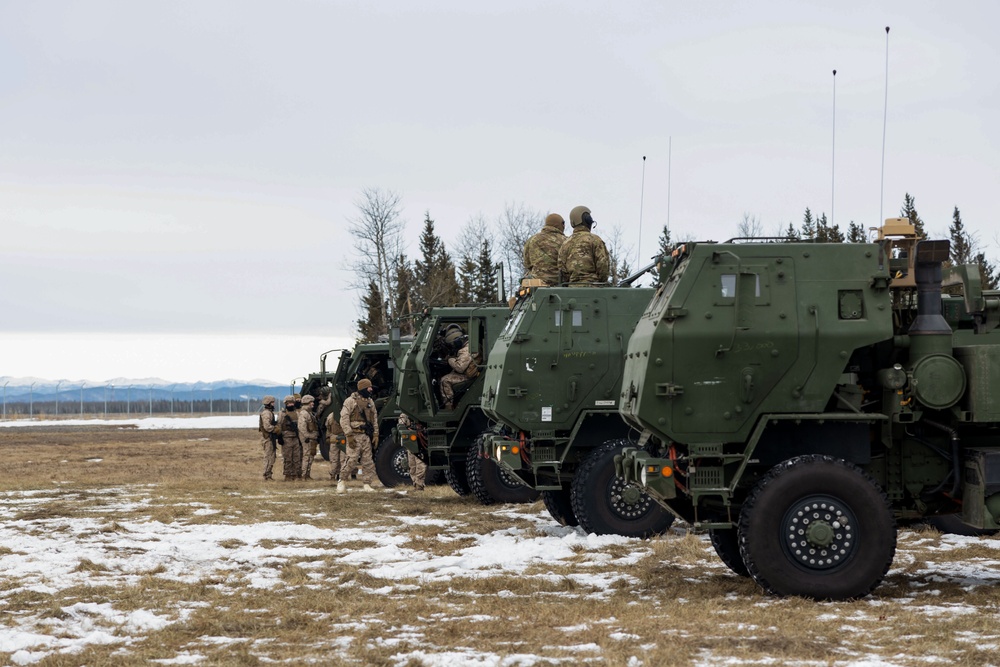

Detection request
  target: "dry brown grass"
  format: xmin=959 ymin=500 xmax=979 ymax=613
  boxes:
xmin=2 ymin=425 xmax=1000 ymax=666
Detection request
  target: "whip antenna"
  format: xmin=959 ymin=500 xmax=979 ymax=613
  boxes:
xmin=879 ymin=26 xmax=890 ymax=224
xmin=667 ymin=137 xmax=672 ymax=233
xmin=637 ymin=155 xmax=646 ymax=268
xmin=831 ymin=69 xmax=837 ymax=228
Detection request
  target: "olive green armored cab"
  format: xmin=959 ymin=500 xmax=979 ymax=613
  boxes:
xmin=300 ymin=342 xmax=406 ymax=464
xmin=616 ymin=222 xmax=1000 ymax=599
xmin=479 ymin=283 xmax=675 ymax=537
xmin=388 ymin=305 xmax=539 ymax=503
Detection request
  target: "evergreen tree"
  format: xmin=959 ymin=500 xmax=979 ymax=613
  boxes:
xmin=976 ymin=252 xmax=999 ymax=290
xmin=392 ymin=253 xmax=417 ymax=335
xmin=801 ymin=208 xmax=815 ymax=240
xmin=784 ymin=222 xmax=800 ymax=241
xmin=657 ymin=224 xmax=672 ymax=256
xmin=949 ymin=207 xmax=973 ymax=266
xmin=847 ymin=221 xmax=866 ymax=243
xmin=456 ymin=252 xmax=477 ymax=303
xmin=356 ymin=281 xmax=384 ymax=343
xmin=899 ymin=193 xmax=926 ymax=238
xmin=414 ymin=211 xmax=459 ymax=309
xmin=815 ymin=212 xmax=828 ymax=242
xmin=471 ymin=238 xmax=498 ymax=302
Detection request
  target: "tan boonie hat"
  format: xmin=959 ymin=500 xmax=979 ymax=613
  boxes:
xmin=262 ymin=395 xmax=276 ymax=406
xmin=544 ymin=213 xmax=565 ymax=228
xmin=357 ymin=378 xmax=373 ymax=391
xmin=301 ymin=395 xmax=315 ymax=405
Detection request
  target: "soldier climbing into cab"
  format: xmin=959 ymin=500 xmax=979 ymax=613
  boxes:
xmin=558 ymin=205 xmax=609 ymax=284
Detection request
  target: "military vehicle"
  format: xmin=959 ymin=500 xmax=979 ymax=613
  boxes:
xmin=479 ymin=278 xmax=675 ymax=537
xmin=389 ymin=305 xmax=539 ymax=503
xmin=299 ymin=342 xmax=405 ymax=471
xmin=615 ymin=220 xmax=1000 ymax=599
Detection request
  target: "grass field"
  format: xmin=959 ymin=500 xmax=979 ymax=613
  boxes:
xmin=1 ymin=424 xmax=999 ymax=666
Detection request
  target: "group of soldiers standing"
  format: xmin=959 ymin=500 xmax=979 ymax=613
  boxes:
xmin=255 ymin=203 xmax=608 ymax=493
xmin=257 ymin=378 xmax=381 ymax=493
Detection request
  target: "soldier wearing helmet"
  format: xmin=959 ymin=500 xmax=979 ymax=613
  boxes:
xmin=439 ymin=327 xmax=480 ymax=410
xmin=258 ymin=395 xmax=279 ymax=481
xmin=298 ymin=394 xmax=319 ymax=480
xmin=558 ymin=205 xmax=610 ymax=284
xmin=523 ymin=212 xmax=567 ymax=285
xmin=277 ymin=395 xmax=302 ymax=481
xmin=338 ymin=378 xmax=379 ymax=492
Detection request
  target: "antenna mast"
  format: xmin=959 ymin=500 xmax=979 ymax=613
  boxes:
xmin=879 ymin=26 xmax=890 ymax=224
xmin=637 ymin=155 xmax=646 ymax=268
xmin=667 ymin=137 xmax=672 ymax=234
xmin=831 ymin=69 xmax=837 ymax=228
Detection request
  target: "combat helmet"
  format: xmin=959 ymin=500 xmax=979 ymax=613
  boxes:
xmin=569 ymin=206 xmax=592 ymax=229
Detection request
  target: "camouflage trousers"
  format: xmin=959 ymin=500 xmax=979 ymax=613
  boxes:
xmin=407 ymin=450 xmax=427 ymax=490
xmin=344 ymin=435 xmax=376 ymax=485
xmin=282 ymin=436 xmax=302 ymax=480
xmin=440 ymin=372 xmax=468 ymax=409
xmin=328 ymin=444 xmax=346 ymax=482
xmin=301 ymin=438 xmax=318 ymax=479
xmin=260 ymin=435 xmax=277 ymax=480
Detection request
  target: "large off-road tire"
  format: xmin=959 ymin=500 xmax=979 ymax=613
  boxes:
xmin=738 ymin=455 xmax=896 ymax=601
xmin=542 ymin=488 xmax=578 ymax=527
xmin=466 ymin=440 xmax=540 ymax=506
xmin=570 ymin=440 xmax=675 ymax=538
xmin=374 ymin=435 xmax=410 ymax=488
xmin=710 ymin=529 xmax=749 ymax=577
xmin=445 ymin=461 xmax=472 ymax=497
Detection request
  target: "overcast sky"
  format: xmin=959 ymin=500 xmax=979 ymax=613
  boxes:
xmin=3 ymin=1 xmax=998 ymax=383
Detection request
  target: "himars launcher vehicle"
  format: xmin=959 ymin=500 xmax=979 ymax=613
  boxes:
xmin=479 ymin=280 xmax=674 ymax=537
xmin=391 ymin=305 xmax=539 ymax=503
xmin=616 ymin=220 xmax=1000 ymax=599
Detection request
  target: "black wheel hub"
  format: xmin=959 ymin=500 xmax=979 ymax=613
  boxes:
xmin=782 ymin=495 xmax=857 ymax=571
xmin=392 ymin=449 xmax=410 ymax=478
xmin=608 ymin=478 xmax=654 ymax=521
xmin=498 ymin=466 xmax=522 ymax=489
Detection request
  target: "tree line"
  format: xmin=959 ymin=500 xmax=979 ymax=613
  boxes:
xmin=350 ymin=189 xmax=998 ymax=343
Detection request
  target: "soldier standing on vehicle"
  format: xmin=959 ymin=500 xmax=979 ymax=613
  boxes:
xmin=258 ymin=395 xmax=279 ymax=481
xmin=523 ymin=213 xmax=567 ymax=285
xmin=440 ymin=329 xmax=479 ymax=410
xmin=326 ymin=409 xmax=345 ymax=489
xmin=298 ymin=394 xmax=319 ymax=480
xmin=558 ymin=205 xmax=610 ymax=284
xmin=398 ymin=413 xmax=427 ymax=491
xmin=277 ymin=395 xmax=302 ymax=481
xmin=339 ymin=378 xmax=379 ymax=492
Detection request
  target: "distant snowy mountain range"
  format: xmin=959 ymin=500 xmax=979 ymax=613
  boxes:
xmin=0 ymin=376 xmax=291 ymax=402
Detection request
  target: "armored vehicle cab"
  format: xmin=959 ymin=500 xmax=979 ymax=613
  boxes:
xmin=479 ymin=282 xmax=674 ymax=537
xmin=299 ymin=342 xmax=405 ymax=465
xmin=389 ymin=305 xmax=538 ymax=503
xmin=616 ymin=223 xmax=1000 ymax=599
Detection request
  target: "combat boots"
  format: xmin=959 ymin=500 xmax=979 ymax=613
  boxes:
xmin=336 ymin=480 xmax=346 ymax=494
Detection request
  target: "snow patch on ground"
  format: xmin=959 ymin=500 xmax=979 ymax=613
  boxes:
xmin=0 ymin=416 xmax=256 ymax=429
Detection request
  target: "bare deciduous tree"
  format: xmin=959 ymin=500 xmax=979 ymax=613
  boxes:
xmin=348 ymin=187 xmax=406 ymax=337
xmin=495 ymin=201 xmax=543 ymax=293
xmin=605 ymin=223 xmax=634 ymax=285
xmin=737 ymin=212 xmax=764 ymax=239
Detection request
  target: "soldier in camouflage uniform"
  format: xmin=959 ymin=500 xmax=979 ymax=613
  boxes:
xmin=258 ymin=395 xmax=279 ymax=481
xmin=523 ymin=213 xmax=566 ymax=285
xmin=398 ymin=413 xmax=427 ymax=491
xmin=326 ymin=409 xmax=345 ymax=489
xmin=558 ymin=205 xmax=610 ymax=284
xmin=440 ymin=329 xmax=480 ymax=410
xmin=339 ymin=378 xmax=379 ymax=492
xmin=277 ymin=395 xmax=302 ymax=481
xmin=298 ymin=394 xmax=319 ymax=480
